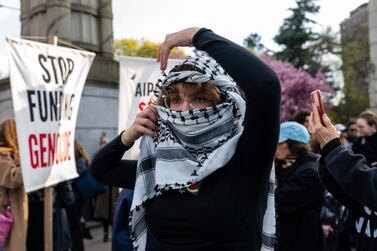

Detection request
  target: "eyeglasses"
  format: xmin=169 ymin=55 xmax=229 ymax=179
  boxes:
xmin=349 ymin=128 xmax=358 ymax=132
xmin=163 ymin=95 xmax=213 ymax=109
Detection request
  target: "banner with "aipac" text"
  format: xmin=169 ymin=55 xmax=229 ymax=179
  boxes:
xmin=6 ymin=37 xmax=95 ymax=192
xmin=118 ymin=56 xmax=182 ymax=160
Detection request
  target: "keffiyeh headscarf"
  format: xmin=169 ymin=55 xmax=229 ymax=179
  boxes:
xmin=129 ymin=57 xmax=246 ymax=250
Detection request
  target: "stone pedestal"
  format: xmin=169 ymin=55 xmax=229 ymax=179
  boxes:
xmin=1 ymin=0 xmax=119 ymax=156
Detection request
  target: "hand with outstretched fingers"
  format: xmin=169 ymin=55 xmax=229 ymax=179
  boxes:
xmin=121 ymin=106 xmax=158 ymax=145
xmin=157 ymin=27 xmax=201 ymax=70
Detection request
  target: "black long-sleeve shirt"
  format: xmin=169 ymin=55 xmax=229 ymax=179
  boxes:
xmin=91 ymin=28 xmax=281 ymax=250
xmin=319 ymin=138 xmax=377 ymax=251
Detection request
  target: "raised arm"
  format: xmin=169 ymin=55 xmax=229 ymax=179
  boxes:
xmin=90 ymin=134 xmax=137 ymax=189
xmin=319 ymin=139 xmax=377 ymax=211
xmin=309 ymin=105 xmax=377 ymax=210
xmin=318 ymin=157 xmax=361 ymax=211
xmin=158 ymin=27 xmax=281 ymax=172
xmin=90 ymin=105 xmax=158 ymax=188
xmin=192 ymin=28 xmax=281 ymax=169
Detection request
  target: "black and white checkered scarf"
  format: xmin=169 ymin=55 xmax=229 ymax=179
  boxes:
xmin=129 ymin=57 xmax=246 ymax=250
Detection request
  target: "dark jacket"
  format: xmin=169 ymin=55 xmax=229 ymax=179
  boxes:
xmin=319 ymin=138 xmax=377 ymax=251
xmin=112 ymin=189 xmax=158 ymax=251
xmin=352 ymin=133 xmax=377 ymax=166
xmin=54 ymin=181 xmax=75 ymax=251
xmin=276 ymin=154 xmax=325 ymax=251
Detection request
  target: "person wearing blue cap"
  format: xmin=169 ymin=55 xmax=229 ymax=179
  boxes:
xmin=275 ymin=121 xmax=325 ymax=251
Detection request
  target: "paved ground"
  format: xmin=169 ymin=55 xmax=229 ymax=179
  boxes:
xmin=84 ymin=223 xmax=112 ymax=251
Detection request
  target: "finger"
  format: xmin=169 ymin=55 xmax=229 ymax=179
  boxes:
xmin=138 ymin=117 xmax=157 ymax=130
xmin=157 ymin=44 xmax=161 ymax=62
xmin=136 ymin=124 xmax=157 ymax=138
xmin=142 ymin=107 xmax=158 ymax=124
xmin=160 ymin=43 xmax=171 ymax=70
xmin=311 ymin=102 xmax=322 ymax=127
xmin=159 ymin=45 xmax=165 ymax=70
xmin=160 ymin=46 xmax=167 ymax=70
xmin=309 ymin=112 xmax=314 ymax=127
xmin=322 ymin=114 xmax=333 ymax=128
xmin=308 ymin=113 xmax=316 ymax=133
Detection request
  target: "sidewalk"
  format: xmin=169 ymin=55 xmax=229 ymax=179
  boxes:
xmin=84 ymin=222 xmax=112 ymax=251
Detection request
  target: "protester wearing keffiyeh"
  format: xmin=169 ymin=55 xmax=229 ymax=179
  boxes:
xmin=129 ymin=56 xmax=246 ymax=250
xmin=90 ymin=28 xmax=280 ymax=251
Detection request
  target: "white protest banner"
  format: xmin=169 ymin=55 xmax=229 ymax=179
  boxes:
xmin=6 ymin=37 xmax=95 ymax=192
xmin=118 ymin=56 xmax=182 ymax=159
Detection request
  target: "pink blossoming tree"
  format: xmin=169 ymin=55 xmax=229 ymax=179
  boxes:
xmin=263 ymin=57 xmax=334 ymax=121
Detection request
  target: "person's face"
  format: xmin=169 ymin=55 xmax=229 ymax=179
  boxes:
xmin=275 ymin=142 xmax=291 ymax=160
xmin=164 ymin=83 xmax=219 ymax=111
xmin=356 ymin=118 xmax=376 ymax=137
xmin=99 ymin=140 xmax=108 ymax=148
xmin=347 ymin=124 xmax=358 ymax=138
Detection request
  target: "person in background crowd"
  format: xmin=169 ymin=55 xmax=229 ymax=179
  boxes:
xmin=0 ymin=119 xmax=28 ymax=251
xmin=309 ymin=136 xmax=322 ymax=156
xmin=352 ymin=111 xmax=377 ymax=166
xmin=53 ymin=181 xmax=75 ymax=251
xmin=75 ymin=139 xmax=93 ymax=241
xmin=309 ymin=108 xmax=377 ymax=251
xmin=345 ymin=121 xmax=358 ymax=148
xmin=65 ymin=140 xmax=91 ymax=251
xmin=293 ymin=109 xmax=320 ymax=155
xmin=91 ymin=27 xmax=280 ymax=250
xmin=292 ymin=109 xmax=311 ymax=129
xmin=335 ymin=124 xmax=346 ymax=137
xmin=275 ymin=121 xmax=324 ymax=251
xmin=27 ymin=182 xmax=75 ymax=251
xmin=99 ymin=133 xmax=108 ymax=149
xmin=321 ymin=191 xmax=352 ymax=251
xmin=26 ymin=188 xmax=44 ymax=250
xmin=93 ymin=133 xmax=118 ymax=243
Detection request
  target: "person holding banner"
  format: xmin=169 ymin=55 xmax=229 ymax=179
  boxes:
xmin=91 ymin=27 xmax=281 ymax=250
xmin=0 ymin=119 xmax=28 ymax=251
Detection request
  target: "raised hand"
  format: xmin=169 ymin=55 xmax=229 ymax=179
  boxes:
xmin=157 ymin=27 xmax=201 ymax=70
xmin=121 ymin=106 xmax=158 ymax=145
xmin=309 ymin=102 xmax=338 ymax=148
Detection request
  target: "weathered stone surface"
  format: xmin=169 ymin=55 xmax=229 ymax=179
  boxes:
xmin=2 ymin=0 xmax=119 ymax=156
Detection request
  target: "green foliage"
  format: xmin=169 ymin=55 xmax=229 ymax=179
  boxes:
xmin=113 ymin=38 xmax=186 ymax=58
xmin=274 ymin=0 xmax=320 ymax=70
xmin=244 ymin=33 xmax=262 ymax=52
xmin=333 ymin=24 xmax=372 ymax=122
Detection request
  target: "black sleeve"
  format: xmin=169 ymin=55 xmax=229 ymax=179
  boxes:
xmin=318 ymin=162 xmax=360 ymax=211
xmin=90 ymin=133 xmax=138 ymax=189
xmin=321 ymin=143 xmax=377 ymax=211
xmin=276 ymin=165 xmax=324 ymax=214
xmin=193 ymin=29 xmax=281 ymax=173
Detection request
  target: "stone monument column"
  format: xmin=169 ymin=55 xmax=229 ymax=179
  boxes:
xmin=98 ymin=0 xmax=113 ymax=57
xmin=12 ymin=0 xmax=119 ymax=156
xmin=369 ymin=0 xmax=377 ymax=112
xmin=20 ymin=0 xmax=71 ymax=41
xmin=46 ymin=0 xmax=71 ymax=40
